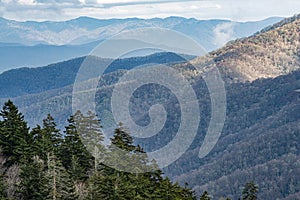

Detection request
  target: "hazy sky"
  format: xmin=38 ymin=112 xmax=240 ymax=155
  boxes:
xmin=0 ymin=0 xmax=300 ymax=22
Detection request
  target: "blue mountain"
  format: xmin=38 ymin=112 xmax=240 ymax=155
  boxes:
xmin=0 ymin=16 xmax=284 ymax=72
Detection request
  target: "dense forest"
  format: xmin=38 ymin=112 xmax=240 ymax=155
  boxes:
xmin=0 ymin=100 xmax=197 ymax=199
xmin=0 ymin=100 xmax=260 ymax=200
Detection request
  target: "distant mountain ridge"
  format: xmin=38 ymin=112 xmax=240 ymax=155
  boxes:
xmin=0 ymin=41 xmax=99 ymax=73
xmin=0 ymin=16 xmax=283 ymax=47
xmin=0 ymin=52 xmax=191 ymax=98
xmin=0 ymin=16 xmax=283 ymax=72
xmin=0 ymin=14 xmax=298 ymax=122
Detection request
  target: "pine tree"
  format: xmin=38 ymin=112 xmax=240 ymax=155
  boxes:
xmin=20 ymin=155 xmax=47 ymax=200
xmin=242 ymin=181 xmax=259 ymax=200
xmin=43 ymin=152 xmax=77 ymax=200
xmin=31 ymin=125 xmax=49 ymax=161
xmin=73 ymin=110 xmax=105 ymax=172
xmin=31 ymin=114 xmax=62 ymax=161
xmin=42 ymin=114 xmax=62 ymax=153
xmin=87 ymin=171 xmax=115 ymax=200
xmin=200 ymin=191 xmax=211 ymax=200
xmin=59 ymin=114 xmax=92 ymax=181
xmin=0 ymin=100 xmax=31 ymax=166
xmin=0 ymin=100 xmax=198 ymax=200
xmin=104 ymin=124 xmax=197 ymax=200
xmin=108 ymin=123 xmax=150 ymax=173
xmin=111 ymin=122 xmax=135 ymax=152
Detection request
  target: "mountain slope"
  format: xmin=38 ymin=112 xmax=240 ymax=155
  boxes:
xmin=184 ymin=14 xmax=300 ymax=83
xmin=165 ymin=14 xmax=300 ymax=199
xmin=173 ymin=70 xmax=300 ymax=199
xmin=0 ymin=52 xmax=191 ymax=98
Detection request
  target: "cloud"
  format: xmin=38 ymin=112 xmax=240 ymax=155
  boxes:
xmin=0 ymin=0 xmax=299 ymax=21
xmin=97 ymin=0 xmax=201 ymax=8
xmin=35 ymin=0 xmax=80 ymax=3
xmin=213 ymin=22 xmax=235 ymax=47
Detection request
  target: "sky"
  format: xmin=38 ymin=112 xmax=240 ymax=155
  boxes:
xmin=0 ymin=0 xmax=300 ymax=22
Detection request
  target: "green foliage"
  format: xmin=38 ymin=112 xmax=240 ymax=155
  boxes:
xmin=0 ymin=101 xmax=269 ymax=200
xmin=20 ymin=156 xmax=46 ymax=200
xmin=59 ymin=113 xmax=92 ymax=180
xmin=0 ymin=100 xmax=31 ymax=166
xmin=111 ymin=122 xmax=135 ymax=151
xmin=0 ymin=15 xmax=299 ymax=200
xmin=43 ymin=152 xmax=77 ymax=200
xmin=30 ymin=114 xmax=62 ymax=161
xmin=200 ymin=191 xmax=210 ymax=200
xmin=101 ymin=123 xmax=197 ymax=200
xmin=73 ymin=110 xmax=105 ymax=172
xmin=242 ymin=181 xmax=259 ymax=200
xmin=42 ymin=114 xmax=62 ymax=153
xmin=0 ymin=101 xmax=198 ymax=199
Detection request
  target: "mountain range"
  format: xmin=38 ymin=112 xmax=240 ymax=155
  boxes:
xmin=0 ymin=14 xmax=299 ymax=199
xmin=0 ymin=16 xmax=283 ymax=72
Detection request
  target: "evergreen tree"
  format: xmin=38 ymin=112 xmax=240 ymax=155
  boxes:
xmin=111 ymin=122 xmax=135 ymax=152
xmin=42 ymin=114 xmax=62 ymax=153
xmin=103 ymin=124 xmax=197 ymax=200
xmin=59 ymin=114 xmax=92 ymax=181
xmin=31 ymin=125 xmax=49 ymax=161
xmin=0 ymin=100 xmax=31 ymax=166
xmin=242 ymin=181 xmax=259 ymax=200
xmin=20 ymin=155 xmax=47 ymax=200
xmin=31 ymin=114 xmax=62 ymax=161
xmin=108 ymin=123 xmax=152 ymax=173
xmin=73 ymin=110 xmax=105 ymax=172
xmin=200 ymin=191 xmax=211 ymax=200
xmin=0 ymin=101 xmax=198 ymax=200
xmin=156 ymin=177 xmax=196 ymax=200
xmin=43 ymin=152 xmax=77 ymax=200
xmin=87 ymin=171 xmax=115 ymax=200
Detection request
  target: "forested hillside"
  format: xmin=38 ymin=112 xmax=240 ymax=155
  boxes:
xmin=187 ymin=14 xmax=300 ymax=82
xmin=172 ymin=69 xmax=300 ymax=199
xmin=0 ymin=52 xmax=189 ymax=98
xmin=0 ymin=100 xmax=198 ymax=199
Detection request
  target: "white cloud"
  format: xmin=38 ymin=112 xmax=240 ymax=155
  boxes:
xmin=63 ymin=1 xmax=222 ymax=20
xmin=213 ymin=22 xmax=235 ymax=47
xmin=0 ymin=0 xmax=299 ymax=21
xmin=18 ymin=0 xmax=36 ymax=5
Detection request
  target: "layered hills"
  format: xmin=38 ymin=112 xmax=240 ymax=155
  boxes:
xmin=0 ymin=16 xmax=283 ymax=72
xmin=0 ymin=14 xmax=299 ymax=199
xmin=0 ymin=16 xmax=282 ymax=48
